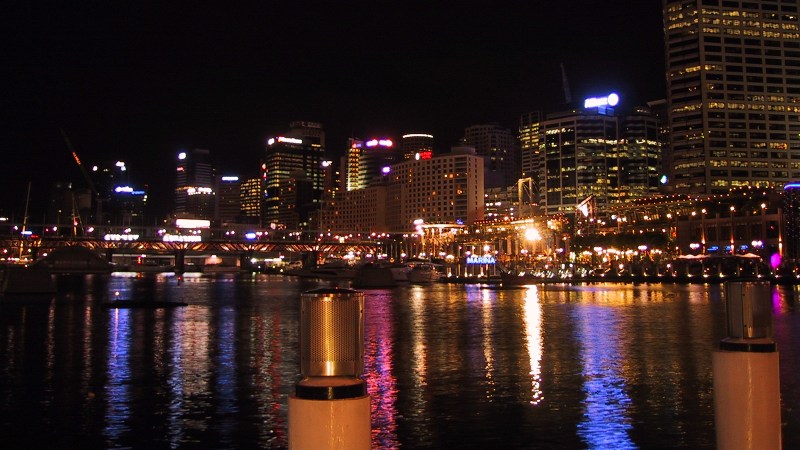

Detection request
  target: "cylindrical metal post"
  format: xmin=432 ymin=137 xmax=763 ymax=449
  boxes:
xmin=288 ymin=288 xmax=370 ymax=450
xmin=713 ymin=281 xmax=781 ymax=450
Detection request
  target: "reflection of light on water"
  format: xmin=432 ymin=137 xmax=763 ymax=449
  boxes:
xmin=167 ymin=311 xmax=186 ymax=447
xmin=364 ymin=292 xmax=399 ymax=449
xmin=410 ymin=287 xmax=428 ymax=388
xmin=575 ymin=303 xmax=635 ymax=449
xmin=105 ymin=308 xmax=132 ymax=443
xmin=481 ymin=288 xmax=495 ymax=393
xmin=522 ymin=286 xmax=543 ymax=405
xmin=214 ymin=307 xmax=237 ymax=445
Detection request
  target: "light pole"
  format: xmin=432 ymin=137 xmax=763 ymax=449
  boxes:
xmin=730 ymin=206 xmax=736 ymax=255
xmin=701 ymin=208 xmax=707 ymax=253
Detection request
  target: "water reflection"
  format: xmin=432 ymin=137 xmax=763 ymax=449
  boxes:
xmin=364 ymin=290 xmax=399 ymax=449
xmin=522 ymin=286 xmax=544 ymax=405
xmin=105 ymin=308 xmax=132 ymax=443
xmin=574 ymin=300 xmax=634 ymax=448
xmin=3 ymin=275 xmax=800 ymax=448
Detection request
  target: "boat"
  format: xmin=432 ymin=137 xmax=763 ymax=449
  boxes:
xmin=351 ymin=263 xmax=398 ymax=288
xmin=1 ymin=265 xmax=56 ymax=297
xmin=406 ymin=263 xmax=444 ymax=284
xmin=28 ymin=246 xmax=113 ymax=274
xmin=284 ymin=260 xmax=358 ymax=280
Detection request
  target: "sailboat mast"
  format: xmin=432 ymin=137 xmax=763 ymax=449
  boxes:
xmin=19 ymin=181 xmax=31 ymax=261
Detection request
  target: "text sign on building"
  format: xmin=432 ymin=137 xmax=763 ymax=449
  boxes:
xmin=584 ymin=92 xmax=619 ymax=109
xmin=466 ymin=255 xmax=496 ymax=265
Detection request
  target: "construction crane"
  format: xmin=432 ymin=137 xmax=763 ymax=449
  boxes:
xmin=59 ymin=128 xmax=98 ymax=235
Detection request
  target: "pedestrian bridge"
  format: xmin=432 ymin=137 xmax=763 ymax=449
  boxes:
xmin=0 ymin=235 xmax=380 ymax=261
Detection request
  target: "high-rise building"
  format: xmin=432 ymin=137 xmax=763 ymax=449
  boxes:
xmin=519 ymin=112 xmax=542 ymax=181
xmin=215 ymin=175 xmax=241 ymax=225
xmin=239 ymin=177 xmax=263 ymax=225
xmin=346 ymin=137 xmax=363 ymax=192
xmin=175 ymin=148 xmax=214 ymax=220
xmin=263 ymin=122 xmax=326 ymax=228
xmin=401 ymin=133 xmax=435 ymax=160
xmin=783 ymin=183 xmax=800 ymax=261
xmin=533 ymin=96 xmax=662 ymax=216
xmin=462 ymin=123 xmax=520 ymax=189
xmin=386 ymin=147 xmax=485 ymax=230
xmin=619 ymin=106 xmax=663 ymax=201
xmin=359 ymin=137 xmax=399 ymax=189
xmin=322 ymin=147 xmax=485 ymax=232
xmin=663 ymin=0 xmax=800 ymax=194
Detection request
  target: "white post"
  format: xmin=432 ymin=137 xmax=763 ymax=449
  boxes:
xmin=713 ymin=281 xmax=781 ymax=450
xmin=288 ymin=288 xmax=370 ymax=450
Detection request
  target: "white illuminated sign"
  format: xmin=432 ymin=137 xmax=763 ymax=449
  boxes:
xmin=221 ymin=176 xmax=239 ymax=182
xmin=104 ymin=234 xmax=140 ymax=241
xmin=178 ymin=152 xmax=186 ymax=160
xmin=467 ymin=255 xmax=496 ymax=265
xmin=584 ymin=92 xmax=619 ymax=109
xmin=402 ymin=133 xmax=433 ymax=139
xmin=163 ymin=234 xmax=203 ymax=243
xmin=269 ymin=136 xmax=303 ymax=145
xmin=114 ymin=186 xmax=134 ymax=193
xmin=187 ymin=187 xmax=213 ymax=195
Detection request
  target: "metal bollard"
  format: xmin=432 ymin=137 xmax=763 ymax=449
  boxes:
xmin=713 ymin=281 xmax=781 ymax=450
xmin=288 ymin=288 xmax=370 ymax=450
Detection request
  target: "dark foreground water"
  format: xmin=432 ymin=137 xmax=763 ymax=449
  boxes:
xmin=1 ymin=272 xmax=799 ymax=449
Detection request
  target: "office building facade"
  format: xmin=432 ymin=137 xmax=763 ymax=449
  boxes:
xmin=401 ymin=133 xmax=435 ymax=160
xmin=533 ymin=102 xmax=662 ymax=216
xmin=663 ymin=0 xmax=800 ymax=193
xmin=175 ymin=148 xmax=214 ymax=220
xmin=263 ymin=122 xmax=326 ymax=228
xmin=462 ymin=123 xmax=520 ymax=189
xmin=386 ymin=147 xmax=485 ymax=231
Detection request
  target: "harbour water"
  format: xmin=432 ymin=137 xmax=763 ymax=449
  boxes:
xmin=1 ymin=272 xmax=799 ymax=449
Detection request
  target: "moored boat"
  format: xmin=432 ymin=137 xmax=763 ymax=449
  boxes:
xmin=407 ymin=263 xmax=444 ymax=284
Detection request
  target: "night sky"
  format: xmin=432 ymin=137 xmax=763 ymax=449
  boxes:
xmin=4 ymin=2 xmax=666 ymax=219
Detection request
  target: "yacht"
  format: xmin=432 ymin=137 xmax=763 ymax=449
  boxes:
xmin=406 ymin=263 xmax=443 ymax=284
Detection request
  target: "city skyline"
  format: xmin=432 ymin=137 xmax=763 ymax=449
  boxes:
xmin=4 ymin=2 xmax=665 ymax=218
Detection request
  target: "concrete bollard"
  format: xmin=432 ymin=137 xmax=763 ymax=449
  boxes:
xmin=713 ymin=281 xmax=781 ymax=450
xmin=288 ymin=288 xmax=370 ymax=450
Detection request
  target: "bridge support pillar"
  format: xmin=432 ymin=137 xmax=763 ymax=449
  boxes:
xmin=105 ymin=248 xmax=114 ymax=263
xmin=175 ymin=249 xmax=186 ymax=274
xmin=239 ymin=251 xmax=254 ymax=272
xmin=302 ymin=251 xmax=319 ymax=269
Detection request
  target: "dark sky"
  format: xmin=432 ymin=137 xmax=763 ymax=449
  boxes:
xmin=3 ymin=1 xmax=666 ymax=219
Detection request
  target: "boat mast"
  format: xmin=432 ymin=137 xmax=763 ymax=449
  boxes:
xmin=19 ymin=181 xmax=31 ymax=261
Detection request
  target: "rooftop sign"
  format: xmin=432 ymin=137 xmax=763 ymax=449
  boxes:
xmin=366 ymin=139 xmax=393 ymax=147
xmin=584 ymin=92 xmax=619 ymax=109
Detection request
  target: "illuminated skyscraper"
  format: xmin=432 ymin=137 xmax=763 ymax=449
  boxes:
xmin=401 ymin=133 xmax=434 ymax=160
xmin=534 ymin=96 xmax=661 ymax=216
xmin=215 ymin=175 xmax=241 ymax=225
xmin=346 ymin=138 xmax=363 ymax=191
xmin=175 ymin=148 xmax=214 ymax=220
xmin=239 ymin=177 xmax=263 ymax=225
xmin=386 ymin=147 xmax=485 ymax=230
xmin=263 ymin=121 xmax=325 ymax=229
xmin=359 ymin=138 xmax=399 ymax=188
xmin=462 ymin=123 xmax=520 ymax=189
xmin=663 ymin=0 xmax=800 ymax=194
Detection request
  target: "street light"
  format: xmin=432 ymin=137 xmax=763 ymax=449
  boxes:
xmin=730 ymin=206 xmax=736 ymax=255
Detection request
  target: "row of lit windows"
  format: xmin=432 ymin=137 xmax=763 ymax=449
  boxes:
xmin=703 ymin=26 xmax=800 ymax=38
xmin=702 ymin=17 xmax=799 ymax=30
